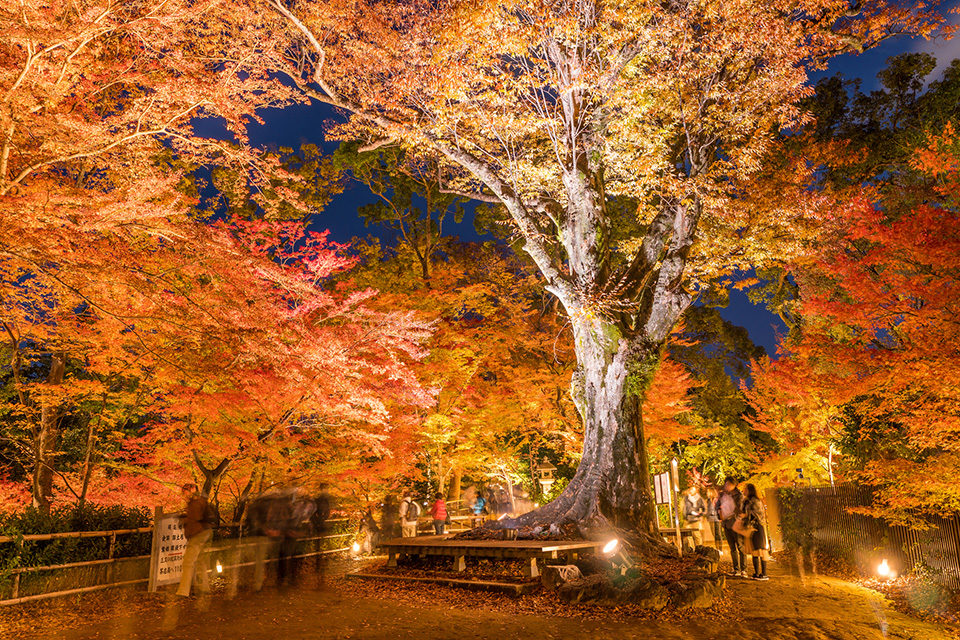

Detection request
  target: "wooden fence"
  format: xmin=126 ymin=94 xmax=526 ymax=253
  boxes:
xmin=781 ymin=485 xmax=960 ymax=589
xmin=0 ymin=518 xmax=353 ymax=606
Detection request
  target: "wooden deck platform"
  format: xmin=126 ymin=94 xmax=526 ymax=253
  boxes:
xmin=380 ymin=535 xmax=606 ymax=578
xmin=346 ymin=571 xmax=540 ymax=595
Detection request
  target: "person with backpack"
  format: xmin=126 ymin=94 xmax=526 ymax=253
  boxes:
xmin=742 ymin=483 xmax=770 ymax=580
xmin=399 ymin=491 xmax=420 ymax=537
xmin=717 ymin=476 xmax=746 ymax=577
xmin=429 ymin=492 xmax=448 ymax=535
xmin=176 ymin=482 xmax=213 ymax=597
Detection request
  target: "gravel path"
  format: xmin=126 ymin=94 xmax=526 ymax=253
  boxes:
xmin=6 ymin=557 xmax=954 ymax=640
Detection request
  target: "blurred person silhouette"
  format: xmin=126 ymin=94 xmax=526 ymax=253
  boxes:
xmin=471 ymin=488 xmax=487 ymax=528
xmin=176 ymin=483 xmax=213 ymax=597
xmin=245 ymin=490 xmax=279 ymax=591
xmin=682 ymin=485 xmax=706 ymax=550
xmin=270 ymin=488 xmax=316 ymax=588
xmin=718 ymin=477 xmax=746 ymax=577
xmin=359 ymin=506 xmax=382 ymax=553
xmin=311 ymin=484 xmax=333 ymax=585
xmin=381 ymin=495 xmax=399 ymax=539
xmin=706 ymin=486 xmax=723 ymax=552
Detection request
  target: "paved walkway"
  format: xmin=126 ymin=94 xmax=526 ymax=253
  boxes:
xmin=10 ymin=560 xmax=953 ymax=640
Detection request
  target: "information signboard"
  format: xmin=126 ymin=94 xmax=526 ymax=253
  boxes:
xmin=149 ymin=508 xmax=186 ymax=591
xmin=653 ymin=471 xmax=672 ymax=505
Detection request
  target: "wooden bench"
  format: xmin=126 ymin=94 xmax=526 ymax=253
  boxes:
xmin=657 ymin=526 xmax=701 ymax=550
xmin=380 ymin=536 xmax=606 ymax=578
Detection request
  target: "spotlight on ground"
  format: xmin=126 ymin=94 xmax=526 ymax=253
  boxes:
xmin=877 ymin=558 xmax=896 ymax=580
xmin=351 ymin=542 xmax=361 ymax=554
xmin=602 ymin=538 xmax=620 ymax=556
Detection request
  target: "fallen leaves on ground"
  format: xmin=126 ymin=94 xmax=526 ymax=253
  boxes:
xmin=348 ymin=558 xmax=742 ymax=623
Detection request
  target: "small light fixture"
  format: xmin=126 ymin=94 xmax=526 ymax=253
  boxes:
xmin=215 ymin=560 xmax=223 ymax=574
xmin=351 ymin=542 xmax=361 ymax=554
xmin=877 ymin=559 xmax=895 ymax=579
xmin=602 ymin=538 xmax=620 ymax=556
xmin=533 ymin=502 xmax=539 ymax=508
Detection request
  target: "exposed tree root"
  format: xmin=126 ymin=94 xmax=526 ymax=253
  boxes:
xmin=456 ymin=489 xmax=678 ymax=560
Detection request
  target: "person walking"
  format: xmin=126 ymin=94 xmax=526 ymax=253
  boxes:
xmin=245 ymin=491 xmax=276 ymax=592
xmin=742 ymin=483 xmax=770 ymax=580
xmin=381 ymin=495 xmax=399 ymax=539
xmin=176 ymin=483 xmax=213 ymax=597
xmin=470 ymin=490 xmax=487 ymax=528
xmin=429 ymin=492 xmax=448 ymax=535
xmin=705 ymin=486 xmax=723 ymax=552
xmin=681 ymin=485 xmax=706 ymax=550
xmin=717 ymin=476 xmax=746 ymax=577
xmin=399 ymin=491 xmax=420 ymax=538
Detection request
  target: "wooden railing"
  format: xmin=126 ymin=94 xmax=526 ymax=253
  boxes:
xmin=0 ymin=518 xmax=353 ymax=606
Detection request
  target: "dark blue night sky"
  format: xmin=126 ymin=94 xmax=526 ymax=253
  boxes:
xmin=245 ymin=10 xmax=959 ymax=355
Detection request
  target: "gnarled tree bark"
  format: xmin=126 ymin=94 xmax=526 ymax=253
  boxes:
xmin=33 ymin=351 xmax=66 ymax=513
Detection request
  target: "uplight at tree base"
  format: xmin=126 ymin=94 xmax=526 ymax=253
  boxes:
xmin=602 ymin=538 xmax=620 ymax=556
xmin=351 ymin=542 xmax=361 ymax=554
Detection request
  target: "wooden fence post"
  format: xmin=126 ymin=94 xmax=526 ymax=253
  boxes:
xmin=147 ymin=506 xmax=162 ymax=592
xmin=107 ymin=532 xmax=117 ymax=584
xmin=11 ymin=537 xmax=24 ymax=599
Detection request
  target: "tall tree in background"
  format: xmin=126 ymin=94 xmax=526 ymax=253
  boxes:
xmin=259 ymin=0 xmax=942 ymax=532
xmin=748 ymin=124 xmax=960 ymax=525
xmin=745 ymin=54 xmax=960 ymax=522
xmin=347 ymin=238 xmax=578 ymax=502
xmin=333 ymin=145 xmax=469 ymax=283
xmin=0 ymin=0 xmax=306 ymax=511
xmin=0 ymin=2 xmax=431 ymax=512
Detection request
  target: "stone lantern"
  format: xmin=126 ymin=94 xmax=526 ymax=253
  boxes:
xmin=536 ymin=460 xmax=557 ymax=495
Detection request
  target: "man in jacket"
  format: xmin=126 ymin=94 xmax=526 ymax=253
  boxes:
xmin=177 ymin=483 xmax=213 ymax=597
xmin=717 ymin=477 xmax=746 ymax=577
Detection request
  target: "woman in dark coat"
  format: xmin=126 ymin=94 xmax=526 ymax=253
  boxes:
xmin=741 ymin=483 xmax=769 ymax=580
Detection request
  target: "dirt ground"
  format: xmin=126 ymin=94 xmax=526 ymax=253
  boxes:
xmin=4 ymin=555 xmax=955 ymax=640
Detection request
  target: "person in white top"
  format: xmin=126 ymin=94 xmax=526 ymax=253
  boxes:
xmin=398 ymin=491 xmax=420 ymax=537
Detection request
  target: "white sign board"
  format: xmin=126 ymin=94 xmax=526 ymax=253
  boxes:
xmin=150 ymin=511 xmax=187 ymax=589
xmin=653 ymin=471 xmax=672 ymax=505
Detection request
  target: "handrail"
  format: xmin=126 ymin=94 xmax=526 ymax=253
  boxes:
xmin=0 ymin=527 xmax=153 ymax=544
xmin=0 ymin=517 xmax=353 ymax=544
xmin=6 ymin=554 xmax=153 ymax=575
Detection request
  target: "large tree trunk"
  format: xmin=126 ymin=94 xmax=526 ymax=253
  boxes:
xmin=33 ymin=352 xmax=66 ymax=513
xmin=265 ymin=1 xmax=700 ymax=538
xmin=448 ymin=468 xmax=462 ymax=504
xmin=515 ymin=316 xmax=661 ymax=532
